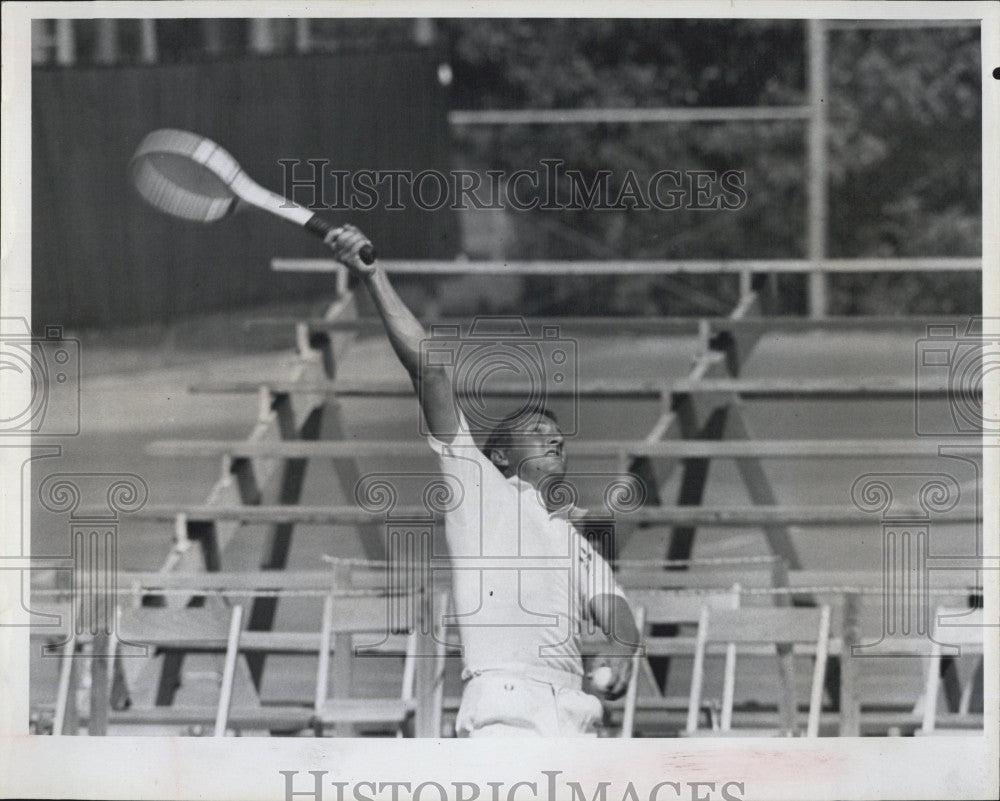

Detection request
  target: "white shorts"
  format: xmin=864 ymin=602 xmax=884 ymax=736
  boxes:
xmin=455 ymin=671 xmax=604 ymax=737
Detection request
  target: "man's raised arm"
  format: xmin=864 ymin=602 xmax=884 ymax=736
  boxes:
xmin=326 ymin=225 xmax=459 ymax=442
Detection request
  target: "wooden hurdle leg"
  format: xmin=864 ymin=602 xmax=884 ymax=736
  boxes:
xmin=720 ymin=642 xmax=737 ymax=731
xmin=774 ymin=644 xmax=797 ymax=734
xmin=53 ymin=634 xmax=78 ymax=736
xmin=763 ymin=558 xmax=797 ymax=733
xmin=962 ymin=655 xmax=984 ymax=714
xmin=838 ymin=592 xmax=862 ymax=736
xmin=620 ymin=607 xmax=645 ymax=738
xmin=940 ymin=656 xmax=964 ymax=712
xmin=154 ymin=652 xmax=184 ymax=706
xmin=214 ymin=605 xmax=244 ymax=736
xmin=686 ymin=606 xmax=711 ymax=734
xmin=330 ymin=632 xmax=355 ymax=737
xmin=394 ymin=627 xmax=421 ymax=739
xmin=110 ymin=649 xmax=131 ymax=711
xmin=313 ymin=593 xmax=335 ymax=736
xmin=806 ymin=607 xmax=832 ymax=737
xmin=88 ymin=631 xmax=111 ymax=736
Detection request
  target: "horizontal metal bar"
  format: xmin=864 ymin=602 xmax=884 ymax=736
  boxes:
xmin=447 ymin=106 xmax=811 ymax=125
xmin=249 ymin=315 xmax=704 ymax=334
xmin=114 ymin=505 xmax=411 ymax=525
xmin=103 ymin=503 xmax=980 ymax=527
xmin=246 ymin=314 xmax=968 ymax=335
xmin=146 ymin=438 xmax=958 ymax=460
xmin=38 ymin=566 xmax=981 ymax=600
xmin=109 ymin=569 xmax=383 ymax=591
xmin=827 ymin=19 xmax=980 ymax=30
xmin=271 ymin=257 xmax=982 ymax=276
xmin=189 ymin=376 xmax=970 ymax=399
xmin=815 ymin=258 xmax=981 ymax=273
xmin=616 ymin=569 xmax=981 ymax=591
xmin=70 ymin=706 xmax=314 ymax=729
xmin=614 ymin=711 xmax=930 ymax=737
xmin=70 ymin=703 xmax=408 ymax=727
xmin=160 ymin=632 xmax=408 ymax=655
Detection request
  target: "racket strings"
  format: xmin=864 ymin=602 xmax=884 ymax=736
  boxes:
xmin=132 ymin=158 xmax=234 ymax=223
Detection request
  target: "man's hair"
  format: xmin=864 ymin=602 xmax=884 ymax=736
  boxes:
xmin=482 ymin=406 xmax=559 ymax=461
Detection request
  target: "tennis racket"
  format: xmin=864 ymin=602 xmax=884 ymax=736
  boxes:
xmin=129 ymin=128 xmax=375 ymax=265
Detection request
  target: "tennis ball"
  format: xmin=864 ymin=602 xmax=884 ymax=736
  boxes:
xmin=591 ymin=666 xmax=614 ymax=691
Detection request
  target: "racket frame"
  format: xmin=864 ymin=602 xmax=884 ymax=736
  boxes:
xmin=130 ymin=128 xmax=374 ymax=263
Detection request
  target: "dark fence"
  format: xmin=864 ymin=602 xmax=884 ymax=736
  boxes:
xmin=32 ymin=48 xmax=458 ymax=330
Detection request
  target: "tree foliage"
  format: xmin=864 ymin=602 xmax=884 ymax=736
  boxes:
xmin=439 ymin=19 xmax=981 ymax=315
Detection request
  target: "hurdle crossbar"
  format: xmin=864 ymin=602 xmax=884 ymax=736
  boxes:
xmin=447 ymin=106 xmax=812 ymax=126
xmin=245 ymin=315 xmax=971 ymax=335
xmin=146 ymin=438 xmax=957 ymax=460
xmin=614 ymin=569 xmax=981 ymax=592
xmin=271 ymin=257 xmax=981 ymax=276
xmin=187 ymin=376 xmax=970 ymax=399
xmin=103 ymin=503 xmax=981 ymax=527
xmin=65 ymin=703 xmax=407 ymax=728
xmin=108 ymin=569 xmax=387 ymax=593
xmin=33 ymin=566 xmax=975 ymax=598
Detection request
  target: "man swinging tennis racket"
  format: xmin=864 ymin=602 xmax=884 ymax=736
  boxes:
xmin=328 ymin=226 xmax=640 ymax=737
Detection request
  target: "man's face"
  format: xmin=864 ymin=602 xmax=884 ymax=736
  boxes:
xmin=493 ymin=414 xmax=567 ymax=488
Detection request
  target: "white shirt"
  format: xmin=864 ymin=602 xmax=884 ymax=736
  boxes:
xmin=427 ymin=415 xmax=626 ymax=678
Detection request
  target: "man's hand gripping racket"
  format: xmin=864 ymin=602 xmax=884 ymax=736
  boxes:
xmin=324 ymin=224 xmax=377 ymax=277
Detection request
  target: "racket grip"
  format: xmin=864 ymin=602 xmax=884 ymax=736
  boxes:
xmin=304 ymin=216 xmax=376 ymax=265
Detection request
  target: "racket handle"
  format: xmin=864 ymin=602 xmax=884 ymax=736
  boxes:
xmin=304 ymin=216 xmax=376 ymax=265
